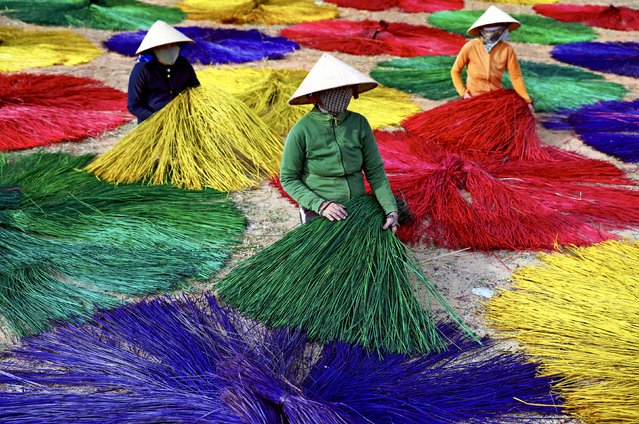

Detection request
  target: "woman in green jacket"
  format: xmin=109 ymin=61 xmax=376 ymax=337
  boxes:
xmin=280 ymin=53 xmax=399 ymax=232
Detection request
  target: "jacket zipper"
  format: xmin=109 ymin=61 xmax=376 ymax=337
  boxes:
xmin=331 ymin=115 xmax=350 ymax=199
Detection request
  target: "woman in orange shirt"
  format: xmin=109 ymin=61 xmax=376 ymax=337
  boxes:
xmin=451 ymin=6 xmax=534 ymax=113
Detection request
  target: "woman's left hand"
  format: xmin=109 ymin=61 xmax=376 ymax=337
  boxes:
xmin=382 ymin=211 xmax=399 ymax=233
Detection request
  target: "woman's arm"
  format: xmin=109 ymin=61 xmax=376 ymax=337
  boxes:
xmin=507 ymin=48 xmax=533 ymax=104
xmin=361 ymin=119 xmax=397 ymax=215
xmin=451 ymin=42 xmax=471 ymax=97
xmin=184 ymin=59 xmax=200 ymax=88
xmin=127 ymin=63 xmax=155 ymax=122
xmin=280 ymin=125 xmax=326 ymax=212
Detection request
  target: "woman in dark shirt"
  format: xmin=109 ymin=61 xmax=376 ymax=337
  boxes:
xmin=127 ymin=20 xmax=200 ymax=123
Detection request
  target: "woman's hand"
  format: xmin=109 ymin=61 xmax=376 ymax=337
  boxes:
xmin=319 ymin=201 xmax=348 ymax=221
xmin=382 ymin=211 xmax=399 ymax=233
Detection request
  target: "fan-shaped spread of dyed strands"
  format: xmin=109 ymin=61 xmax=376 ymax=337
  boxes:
xmin=85 ymin=86 xmax=283 ymax=191
xmin=372 ymin=56 xmax=627 ymax=112
xmin=486 ymin=240 xmax=639 ymax=423
xmin=534 ymin=4 xmax=639 ymax=31
xmin=0 ymin=292 xmax=563 ymax=423
xmin=0 ymin=152 xmax=245 ymax=338
xmin=176 ymin=0 xmax=338 ymax=24
xmin=197 ymin=67 xmax=420 ymax=136
xmin=0 ymin=0 xmax=185 ymax=30
xmin=403 ymin=90 xmax=545 ymax=161
xmin=372 ymin=129 xmax=639 ymax=250
xmin=551 ymin=42 xmax=639 ymax=78
xmin=104 ymin=26 xmax=298 ymax=65
xmin=0 ymin=74 xmax=130 ymax=152
xmin=543 ymin=100 xmax=639 ymax=163
xmin=428 ymin=10 xmax=597 ymax=44
xmin=371 ymin=55 xmax=464 ymax=100
xmin=324 ymin=0 xmax=463 ymax=13
xmin=0 ymin=26 xmax=101 ymax=72
xmin=218 ymin=195 xmax=476 ymax=355
xmin=280 ymin=19 xmax=467 ymax=57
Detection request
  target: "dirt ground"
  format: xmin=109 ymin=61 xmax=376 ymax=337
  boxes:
xmin=1 ymin=0 xmax=638 ymax=422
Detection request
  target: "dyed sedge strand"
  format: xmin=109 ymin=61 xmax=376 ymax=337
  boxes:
xmin=86 ymin=86 xmax=283 ymax=191
xmin=486 ymin=240 xmax=639 ymax=423
xmin=197 ymin=67 xmax=420 ymax=136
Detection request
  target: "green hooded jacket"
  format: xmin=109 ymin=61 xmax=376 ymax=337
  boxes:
xmin=280 ymin=107 xmax=397 ymax=215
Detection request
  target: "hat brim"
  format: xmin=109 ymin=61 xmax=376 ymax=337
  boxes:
xmin=288 ymin=53 xmax=379 ymax=105
xmin=288 ymin=82 xmax=378 ymax=105
xmin=468 ymin=22 xmax=521 ymax=37
xmin=136 ymin=39 xmax=195 ymax=55
xmin=134 ymin=21 xmax=196 ymax=55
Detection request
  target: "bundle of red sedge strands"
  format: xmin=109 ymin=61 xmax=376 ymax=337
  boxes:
xmin=402 ymin=89 xmax=546 ymax=161
xmin=0 ymin=73 xmax=130 ymax=151
xmin=280 ymin=19 xmax=466 ymax=57
xmin=269 ymin=176 xmax=295 ymax=204
xmin=325 ymin=0 xmax=463 ymax=13
xmin=375 ymin=130 xmax=639 ymax=250
xmin=533 ymin=4 xmax=639 ymax=32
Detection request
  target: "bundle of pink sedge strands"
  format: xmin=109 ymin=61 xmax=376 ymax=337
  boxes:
xmin=324 ymin=0 xmax=463 ymax=13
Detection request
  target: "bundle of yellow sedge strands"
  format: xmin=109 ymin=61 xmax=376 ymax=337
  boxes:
xmin=486 ymin=240 xmax=639 ymax=423
xmin=198 ymin=67 xmax=421 ymax=136
xmin=86 ymin=86 xmax=283 ymax=191
xmin=176 ymin=0 xmax=338 ymax=24
xmin=0 ymin=26 xmax=101 ymax=72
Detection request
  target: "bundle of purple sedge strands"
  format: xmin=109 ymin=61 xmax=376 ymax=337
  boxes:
xmin=544 ymin=99 xmax=639 ymax=163
xmin=0 ymin=293 xmax=562 ymax=423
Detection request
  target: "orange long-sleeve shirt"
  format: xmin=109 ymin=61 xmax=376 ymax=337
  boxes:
xmin=451 ymin=38 xmax=532 ymax=104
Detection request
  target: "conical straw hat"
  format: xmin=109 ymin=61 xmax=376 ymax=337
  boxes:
xmin=467 ymin=6 xmax=521 ymax=37
xmin=288 ymin=53 xmax=378 ymax=105
xmin=135 ymin=20 xmax=194 ymax=55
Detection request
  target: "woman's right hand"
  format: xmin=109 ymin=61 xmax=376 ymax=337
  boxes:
xmin=319 ymin=201 xmax=348 ymax=221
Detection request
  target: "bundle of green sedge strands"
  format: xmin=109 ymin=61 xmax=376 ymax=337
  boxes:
xmin=217 ymin=195 xmax=476 ymax=355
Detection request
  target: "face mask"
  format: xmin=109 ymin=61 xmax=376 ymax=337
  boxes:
xmin=316 ymin=87 xmax=353 ymax=115
xmin=479 ymin=25 xmax=508 ymax=53
xmin=153 ymin=45 xmax=180 ymax=65
xmin=479 ymin=26 xmax=506 ymax=44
